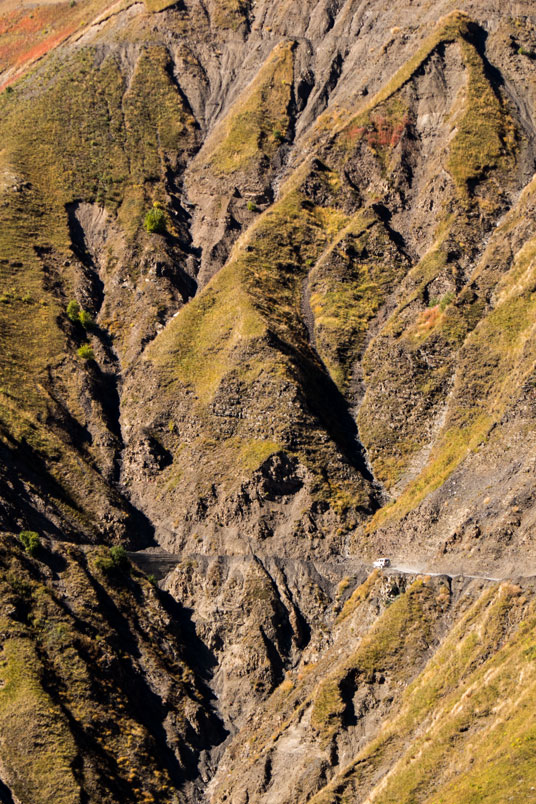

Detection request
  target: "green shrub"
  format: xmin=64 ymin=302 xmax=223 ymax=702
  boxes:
xmin=109 ymin=545 xmax=128 ymax=567
xmin=67 ymin=300 xmax=81 ymax=322
xmin=518 ymin=46 xmax=534 ymax=58
xmin=77 ymin=343 xmax=95 ymax=361
xmin=439 ymin=291 xmax=455 ymax=311
xmin=67 ymin=301 xmax=94 ymax=328
xmin=78 ymin=309 xmax=94 ymax=329
xmin=19 ymin=530 xmax=40 ymax=556
xmin=247 ymin=201 xmax=259 ymax=212
xmin=144 ymin=206 xmax=166 ymax=234
xmin=273 ymin=129 xmax=284 ymax=142
xmin=96 ymin=545 xmax=130 ymax=576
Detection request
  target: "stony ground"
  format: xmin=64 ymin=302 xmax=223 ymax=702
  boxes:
xmin=1 ymin=0 xmax=536 ymax=801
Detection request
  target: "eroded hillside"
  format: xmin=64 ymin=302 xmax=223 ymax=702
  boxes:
xmin=1 ymin=0 xmax=536 ymax=801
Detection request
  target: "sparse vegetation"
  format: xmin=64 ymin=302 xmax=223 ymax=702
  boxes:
xmin=66 ymin=300 xmax=81 ymax=322
xmin=78 ymin=309 xmax=94 ymax=328
xmin=18 ymin=530 xmax=40 ymax=556
xmin=67 ymin=301 xmax=93 ymax=328
xmin=2 ymin=8 xmax=536 ymax=804
xmin=144 ymin=206 xmax=166 ymax=234
xmin=77 ymin=343 xmax=95 ymax=360
xmin=203 ymin=41 xmax=294 ymax=176
xmin=95 ymin=544 xmax=129 ymax=575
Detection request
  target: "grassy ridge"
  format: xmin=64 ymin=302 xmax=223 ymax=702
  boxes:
xmin=322 ymin=11 xmax=521 ymax=524
xmin=0 ymin=33 xmax=197 ymax=532
xmin=146 ymin=162 xmax=373 ymax=509
xmin=311 ymin=582 xmax=534 ymax=804
xmin=369 ymin=225 xmax=536 ymax=529
xmin=198 ymin=40 xmax=294 ymax=177
xmin=309 ymin=210 xmax=409 ymax=392
xmin=311 ymin=577 xmax=441 ymax=744
xmin=212 ymin=574 xmax=536 ymax=804
xmin=326 ymin=9 xmax=514 ymax=196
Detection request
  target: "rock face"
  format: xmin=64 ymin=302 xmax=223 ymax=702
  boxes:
xmin=1 ymin=0 xmax=536 ymax=801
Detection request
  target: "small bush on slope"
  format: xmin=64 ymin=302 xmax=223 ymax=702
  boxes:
xmin=144 ymin=206 xmax=166 ymax=234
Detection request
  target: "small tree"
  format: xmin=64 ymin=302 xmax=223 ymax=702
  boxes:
xmin=77 ymin=343 xmax=95 ymax=361
xmin=78 ymin=309 xmax=94 ymax=329
xmin=144 ymin=205 xmax=166 ymax=234
xmin=109 ymin=545 xmax=128 ymax=567
xmin=67 ymin=300 xmax=81 ymax=322
xmin=96 ymin=545 xmax=130 ymax=576
xmin=19 ymin=530 xmax=40 ymax=556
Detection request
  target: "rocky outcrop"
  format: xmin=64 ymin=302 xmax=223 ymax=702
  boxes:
xmin=2 ymin=0 xmax=536 ymax=802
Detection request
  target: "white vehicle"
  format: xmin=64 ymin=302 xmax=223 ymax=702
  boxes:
xmin=373 ymin=557 xmax=391 ymax=569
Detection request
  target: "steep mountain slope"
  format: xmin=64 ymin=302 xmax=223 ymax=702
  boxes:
xmin=1 ymin=0 xmax=536 ymax=801
xmin=0 ymin=535 xmax=224 ymax=804
xmin=194 ymin=571 xmax=536 ymax=804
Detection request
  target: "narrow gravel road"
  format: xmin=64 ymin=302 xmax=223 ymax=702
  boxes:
xmin=128 ymin=549 xmax=516 ymax=585
xmin=388 ymin=563 xmax=502 ymax=582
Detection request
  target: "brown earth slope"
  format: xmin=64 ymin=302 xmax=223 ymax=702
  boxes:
xmin=1 ymin=0 xmax=536 ymax=801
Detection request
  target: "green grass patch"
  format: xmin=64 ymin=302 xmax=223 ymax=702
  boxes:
xmin=144 ymin=205 xmax=167 ymax=234
xmin=18 ymin=530 xmax=40 ymax=556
